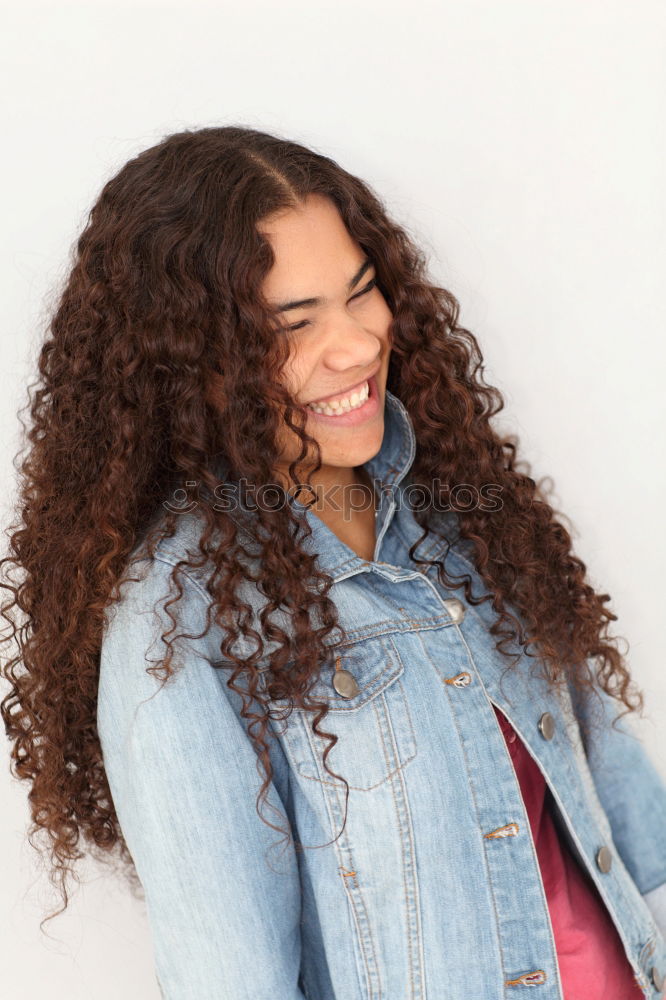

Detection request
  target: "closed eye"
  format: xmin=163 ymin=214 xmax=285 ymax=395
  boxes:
xmin=286 ymin=277 xmax=378 ymax=333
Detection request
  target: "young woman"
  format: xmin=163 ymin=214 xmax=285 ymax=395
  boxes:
xmin=1 ymin=125 xmax=665 ymax=999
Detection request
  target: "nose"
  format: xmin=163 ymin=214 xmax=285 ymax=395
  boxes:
xmin=320 ymin=318 xmax=383 ymax=372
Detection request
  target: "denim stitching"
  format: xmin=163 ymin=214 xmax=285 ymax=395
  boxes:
xmin=338 ymin=615 xmax=454 ymax=642
xmin=379 ymin=681 xmax=425 ymax=998
xmin=292 ymin=636 xmax=418 ymax=790
xmin=315 ymin=759 xmax=376 ymax=998
xmin=290 ymin=709 xmax=376 ymax=996
xmin=329 ymin=779 xmax=382 ymax=998
xmin=439 ymin=647 xmax=510 ymax=987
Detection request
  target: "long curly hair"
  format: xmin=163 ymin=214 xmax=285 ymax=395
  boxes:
xmin=0 ymin=124 xmax=643 ymax=935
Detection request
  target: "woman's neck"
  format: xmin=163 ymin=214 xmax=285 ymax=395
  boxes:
xmin=278 ymin=463 xmax=378 ymax=561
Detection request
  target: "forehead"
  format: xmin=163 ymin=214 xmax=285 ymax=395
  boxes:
xmin=258 ymin=194 xmax=363 ymax=297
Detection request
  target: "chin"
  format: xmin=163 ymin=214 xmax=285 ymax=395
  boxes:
xmin=325 ymin=424 xmax=386 ymax=467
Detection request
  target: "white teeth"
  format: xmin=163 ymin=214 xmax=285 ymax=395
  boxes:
xmin=307 ymin=380 xmax=369 ymax=415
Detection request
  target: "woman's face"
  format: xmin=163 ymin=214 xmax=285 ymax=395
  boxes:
xmin=257 ymin=193 xmax=394 ymax=490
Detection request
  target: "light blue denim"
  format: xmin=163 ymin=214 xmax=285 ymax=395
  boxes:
xmin=97 ymin=389 xmax=666 ymax=999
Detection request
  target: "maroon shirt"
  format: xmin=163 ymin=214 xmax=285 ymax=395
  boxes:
xmin=493 ymin=705 xmax=645 ymax=997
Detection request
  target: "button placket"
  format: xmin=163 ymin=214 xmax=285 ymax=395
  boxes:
xmin=441 ymin=598 xmax=470 ymax=688
xmin=438 ymin=599 xmax=560 ymax=993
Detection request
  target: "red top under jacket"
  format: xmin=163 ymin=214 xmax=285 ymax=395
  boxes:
xmin=493 ymin=704 xmax=645 ymax=998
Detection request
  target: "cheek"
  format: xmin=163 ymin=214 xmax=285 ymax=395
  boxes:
xmin=281 ymin=343 xmax=316 ymax=400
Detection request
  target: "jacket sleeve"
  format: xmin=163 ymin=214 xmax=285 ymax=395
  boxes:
xmin=97 ymin=555 xmax=307 ymax=1000
xmin=568 ymin=674 xmax=666 ymax=940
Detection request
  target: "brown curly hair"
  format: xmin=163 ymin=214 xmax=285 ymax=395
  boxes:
xmin=0 ymin=124 xmax=643 ymax=936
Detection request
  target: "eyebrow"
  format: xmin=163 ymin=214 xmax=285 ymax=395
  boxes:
xmin=271 ymin=257 xmax=374 ymax=313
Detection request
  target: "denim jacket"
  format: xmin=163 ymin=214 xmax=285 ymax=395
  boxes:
xmin=97 ymin=389 xmax=666 ymax=999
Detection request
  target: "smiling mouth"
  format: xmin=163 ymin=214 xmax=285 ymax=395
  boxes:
xmin=306 ymin=379 xmax=370 ymax=414
xmin=301 ymin=373 xmax=381 ymax=423
xmin=305 ymin=362 xmax=381 ymax=408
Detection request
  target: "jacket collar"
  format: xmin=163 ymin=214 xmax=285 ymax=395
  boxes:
xmin=212 ymin=388 xmax=417 ymax=582
xmin=362 ymin=387 xmax=416 ymax=497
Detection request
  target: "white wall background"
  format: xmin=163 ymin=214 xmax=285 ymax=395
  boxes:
xmin=1 ymin=0 xmax=664 ymax=995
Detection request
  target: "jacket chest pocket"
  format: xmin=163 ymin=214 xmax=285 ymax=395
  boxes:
xmin=274 ymin=633 xmax=418 ymax=791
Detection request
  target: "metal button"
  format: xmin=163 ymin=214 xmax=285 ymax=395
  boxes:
xmin=444 ymin=598 xmax=465 ymax=623
xmin=332 ymin=669 xmax=360 ymax=699
xmin=651 ymin=966 xmax=665 ymax=991
xmin=537 ymin=712 xmax=555 ymax=740
xmin=595 ymin=845 xmax=612 ymax=873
